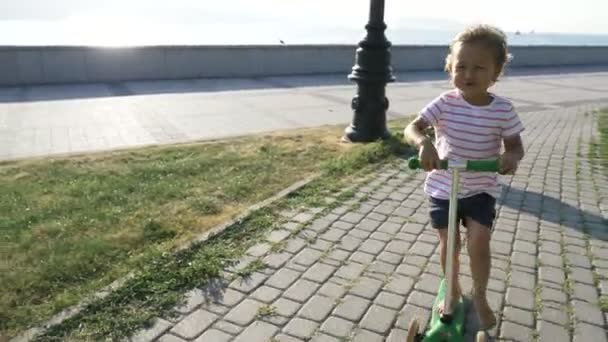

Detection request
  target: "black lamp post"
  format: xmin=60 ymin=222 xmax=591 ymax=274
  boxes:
xmin=343 ymin=0 xmax=395 ymax=142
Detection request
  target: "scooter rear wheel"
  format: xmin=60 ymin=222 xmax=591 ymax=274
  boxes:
xmin=406 ymin=318 xmax=420 ymax=342
xmin=476 ymin=331 xmax=488 ymax=342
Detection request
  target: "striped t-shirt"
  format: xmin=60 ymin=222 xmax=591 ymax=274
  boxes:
xmin=419 ymin=89 xmax=524 ymax=200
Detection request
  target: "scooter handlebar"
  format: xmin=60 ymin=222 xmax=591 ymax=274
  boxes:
xmin=407 ymin=157 xmax=499 ymax=172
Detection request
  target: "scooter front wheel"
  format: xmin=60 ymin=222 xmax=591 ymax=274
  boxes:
xmin=406 ymin=318 xmax=420 ymax=342
xmin=476 ymin=331 xmax=488 ymax=342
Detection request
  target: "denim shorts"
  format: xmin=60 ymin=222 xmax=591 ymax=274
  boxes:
xmin=427 ymin=192 xmax=496 ymax=229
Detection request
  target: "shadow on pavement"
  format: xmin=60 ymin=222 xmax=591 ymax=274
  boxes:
xmin=499 ymin=186 xmax=607 ymax=241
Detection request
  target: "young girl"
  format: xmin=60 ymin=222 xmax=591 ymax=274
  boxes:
xmin=403 ymin=24 xmax=525 ymax=329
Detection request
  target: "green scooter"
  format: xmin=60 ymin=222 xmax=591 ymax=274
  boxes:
xmin=406 ymin=157 xmax=499 ymax=342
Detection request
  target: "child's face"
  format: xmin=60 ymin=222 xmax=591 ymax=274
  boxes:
xmin=449 ymin=42 xmax=499 ymax=103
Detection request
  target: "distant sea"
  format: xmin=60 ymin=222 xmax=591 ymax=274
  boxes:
xmin=1 ymin=20 xmax=607 ymax=47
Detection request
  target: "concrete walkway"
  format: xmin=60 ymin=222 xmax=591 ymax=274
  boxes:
xmin=1 ymin=65 xmax=608 ymax=161
xmin=125 ymin=103 xmax=608 ymax=342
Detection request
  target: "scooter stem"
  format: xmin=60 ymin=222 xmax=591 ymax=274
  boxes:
xmin=444 ymin=168 xmax=460 ymax=317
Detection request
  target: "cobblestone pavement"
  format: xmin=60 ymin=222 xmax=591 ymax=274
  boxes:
xmin=124 ymin=103 xmax=608 ymax=342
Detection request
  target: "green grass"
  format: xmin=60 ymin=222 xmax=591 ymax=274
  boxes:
xmin=590 ymin=108 xmax=608 ymax=175
xmin=1 ymin=118 xmax=414 ymax=340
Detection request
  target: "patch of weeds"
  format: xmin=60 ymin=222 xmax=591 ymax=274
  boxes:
xmin=600 ymin=295 xmax=608 ymax=313
xmin=234 ymin=259 xmax=267 ymax=279
xmin=269 ymin=240 xmax=288 ymax=253
xmin=256 ymin=305 xmax=277 ymax=318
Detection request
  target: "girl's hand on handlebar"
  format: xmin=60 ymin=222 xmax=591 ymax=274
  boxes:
xmin=419 ymin=139 xmax=440 ymax=171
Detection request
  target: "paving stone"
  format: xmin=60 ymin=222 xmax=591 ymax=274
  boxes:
xmin=572 ymin=300 xmax=605 ymax=326
xmin=510 ymin=269 xmax=536 ymax=289
xmin=331 ymin=220 xmax=353 ymax=231
xmin=385 ymin=240 xmax=412 ymax=256
xmin=274 ymin=334 xmax=305 ymax=342
xmin=293 ymin=212 xmax=315 ymax=223
xmin=358 ymin=218 xmax=383 ymax=232
xmin=567 ymin=253 xmax=593 ymax=268
xmin=318 ymin=281 xmax=347 ymax=299
xmin=212 ymin=320 xmax=243 ymax=335
xmin=512 ymin=251 xmax=537 ymax=268
xmin=299 ymin=295 xmax=335 ymax=322
xmin=414 ymin=273 xmax=441 ymax=294
xmin=302 ymin=263 xmax=336 ymax=283
xmin=284 ymin=279 xmax=320 ymax=303
xmin=223 ymin=299 xmax=263 ymax=326
xmin=266 ymin=268 xmax=301 ymax=289
xmin=377 ymin=251 xmax=403 ymax=265
xmin=264 ymin=252 xmax=292 ymax=269
xmin=293 ymin=248 xmax=324 ymax=267
xmin=334 ymin=262 xmax=365 ymax=280
xmin=353 ymin=329 xmax=384 ymax=342
xmin=514 ymin=240 xmax=537 ymax=254
xmin=283 ymin=318 xmax=319 ymax=340
xmin=251 ymin=286 xmax=283 ymax=303
xmin=319 ymin=228 xmax=347 ymax=242
xmin=409 ymin=241 xmax=436 ymax=257
xmin=274 ymin=298 xmax=302 ymax=317
xmin=541 ymin=287 xmax=568 ymax=305
xmin=500 ymin=321 xmax=533 ymax=342
xmin=386 ymin=328 xmax=408 ymax=342
xmin=349 ymin=251 xmax=375 ymax=265
xmin=503 ymin=305 xmax=535 ymax=327
xmin=539 ymin=306 xmax=570 ymax=326
xmin=505 ymin=287 xmax=535 ymax=311
xmin=326 ymin=248 xmax=350 ymax=263
xmin=491 ymin=240 xmax=513 ymax=255
xmin=359 ymin=304 xmax=397 ymax=334
xmin=359 ymin=239 xmax=386 ymax=255
xmin=246 ymin=242 xmax=273 ymax=257
xmin=396 ymin=263 xmax=422 ymax=278
xmin=537 ymin=320 xmax=569 ymax=342
xmin=268 ymin=229 xmax=292 ymax=243
xmin=334 ymin=294 xmax=371 ymax=322
xmin=572 ymin=282 xmax=599 ymax=304
xmin=407 ymin=291 xmax=435 ymax=309
xmin=171 ymin=310 xmax=218 ymax=339
xmin=310 ymin=333 xmax=341 ymax=342
xmin=192 ymin=329 xmax=231 ymax=342
xmin=309 ymin=238 xmax=333 ymax=252
xmin=157 ymin=334 xmax=187 ymax=342
xmin=350 ymin=277 xmax=384 ymax=299
xmin=232 ymin=262 xmax=268 ymax=283
xmin=341 ymin=212 xmax=364 ymax=224
xmin=395 ymin=304 xmax=431 ymax=331
xmin=284 ymin=238 xmax=307 ymax=254
xmin=539 ymin=251 xmax=564 ymax=268
xmin=385 ymin=275 xmax=415 ymax=296
xmin=320 ymin=316 xmax=355 ymax=338
xmin=377 ymin=221 xmax=402 ymax=235
xmin=370 ymin=231 xmax=393 ymax=242
xmin=539 ymin=266 xmax=566 ymax=285
xmin=131 ymin=318 xmax=173 ymax=342
xmin=367 ymin=261 xmax=397 ymax=276
xmin=233 ymin=321 xmax=279 ymax=342
xmin=570 ymin=267 xmax=595 ymax=285
xmin=374 ymin=291 xmax=407 ymax=310
xmin=338 ymin=236 xmax=364 ymax=252
xmin=573 ymin=323 xmax=608 ymax=342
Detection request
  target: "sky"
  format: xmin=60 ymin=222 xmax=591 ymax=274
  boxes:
xmin=0 ymin=0 xmax=607 ymax=46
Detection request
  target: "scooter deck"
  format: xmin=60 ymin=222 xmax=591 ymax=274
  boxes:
xmin=423 ymin=279 xmax=466 ymax=342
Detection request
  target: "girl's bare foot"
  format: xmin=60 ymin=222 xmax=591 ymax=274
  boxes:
xmin=473 ymin=295 xmax=496 ymax=329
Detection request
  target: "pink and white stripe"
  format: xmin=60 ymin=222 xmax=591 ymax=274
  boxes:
xmin=419 ymin=89 xmax=524 ymax=200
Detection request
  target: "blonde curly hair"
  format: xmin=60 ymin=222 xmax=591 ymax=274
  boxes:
xmin=444 ymin=24 xmax=512 ymax=80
